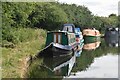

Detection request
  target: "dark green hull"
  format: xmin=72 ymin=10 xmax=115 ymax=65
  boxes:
xmin=84 ymin=36 xmax=101 ymax=43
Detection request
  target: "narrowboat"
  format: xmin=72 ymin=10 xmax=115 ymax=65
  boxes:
xmin=39 ymin=24 xmax=79 ymax=57
xmin=83 ymin=28 xmax=101 ymax=43
xmin=105 ymin=27 xmax=119 ymax=47
xmin=75 ymin=28 xmax=84 ymax=44
xmin=74 ymin=28 xmax=84 ymax=57
xmin=83 ymin=41 xmax=101 ymax=51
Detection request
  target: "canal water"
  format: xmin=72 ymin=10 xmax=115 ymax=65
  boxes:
xmin=26 ymin=38 xmax=119 ymax=78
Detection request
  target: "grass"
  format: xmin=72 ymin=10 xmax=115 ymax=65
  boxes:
xmin=2 ymin=28 xmax=46 ymax=78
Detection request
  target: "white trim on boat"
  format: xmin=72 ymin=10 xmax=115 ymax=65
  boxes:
xmin=58 ymin=34 xmax=61 ymax=43
xmin=54 ymin=34 xmax=56 ymax=43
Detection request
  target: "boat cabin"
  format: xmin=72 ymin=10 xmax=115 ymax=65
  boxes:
xmin=62 ymin=24 xmax=75 ymax=33
xmin=45 ymin=24 xmax=76 ymax=47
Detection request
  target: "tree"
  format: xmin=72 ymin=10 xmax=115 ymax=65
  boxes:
xmin=109 ymin=13 xmax=117 ymax=18
xmin=28 ymin=3 xmax=68 ymax=30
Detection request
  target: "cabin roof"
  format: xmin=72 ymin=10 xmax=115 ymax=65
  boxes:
xmin=63 ymin=24 xmax=75 ymax=26
xmin=47 ymin=31 xmax=68 ymax=33
xmin=75 ymin=28 xmax=80 ymax=30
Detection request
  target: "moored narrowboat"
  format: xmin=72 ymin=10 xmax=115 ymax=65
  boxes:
xmin=39 ymin=24 xmax=79 ymax=57
xmin=83 ymin=28 xmax=101 ymax=43
xmin=75 ymin=28 xmax=84 ymax=44
xmin=105 ymin=27 xmax=119 ymax=47
xmin=74 ymin=27 xmax=84 ymax=57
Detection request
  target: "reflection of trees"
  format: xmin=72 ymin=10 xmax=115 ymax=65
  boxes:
xmin=27 ymin=58 xmax=49 ymax=78
xmin=72 ymin=50 xmax=94 ymax=72
xmin=27 ymin=56 xmax=70 ymax=80
xmin=72 ymin=39 xmax=118 ymax=73
xmin=26 ymin=57 xmax=64 ymax=79
xmin=98 ymin=38 xmax=118 ymax=56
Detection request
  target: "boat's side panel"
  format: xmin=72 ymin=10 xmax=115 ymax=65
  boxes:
xmin=46 ymin=33 xmax=53 ymax=46
xmin=67 ymin=33 xmax=76 ymax=46
xmin=61 ymin=33 xmax=68 ymax=45
xmin=84 ymin=36 xmax=100 ymax=43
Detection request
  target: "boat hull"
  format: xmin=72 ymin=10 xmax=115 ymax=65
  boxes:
xmin=37 ymin=43 xmax=78 ymax=57
xmin=84 ymin=36 xmax=100 ymax=43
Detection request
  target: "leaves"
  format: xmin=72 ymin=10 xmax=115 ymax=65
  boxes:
xmin=2 ymin=2 xmax=118 ymax=44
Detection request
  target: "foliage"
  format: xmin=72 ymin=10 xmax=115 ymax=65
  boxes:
xmin=109 ymin=13 xmax=117 ymax=17
xmin=2 ymin=28 xmax=46 ymax=46
xmin=57 ymin=3 xmax=93 ymax=28
xmin=28 ymin=3 xmax=68 ymax=30
xmin=100 ymin=14 xmax=118 ymax=28
xmin=2 ymin=2 xmax=118 ymax=44
xmin=118 ymin=15 xmax=120 ymax=27
xmin=2 ymin=2 xmax=68 ymax=44
xmin=91 ymin=16 xmax=103 ymax=29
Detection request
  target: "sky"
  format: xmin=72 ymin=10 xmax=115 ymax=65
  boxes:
xmin=58 ymin=0 xmax=119 ymax=17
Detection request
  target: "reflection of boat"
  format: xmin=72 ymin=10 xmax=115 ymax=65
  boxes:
xmin=83 ymin=41 xmax=101 ymax=50
xmin=39 ymin=24 xmax=79 ymax=57
xmin=41 ymin=54 xmax=76 ymax=76
xmin=75 ymin=42 xmax=84 ymax=57
xmin=105 ymin=27 xmax=119 ymax=47
xmin=83 ymin=28 xmax=101 ymax=43
xmin=75 ymin=48 xmax=83 ymax=57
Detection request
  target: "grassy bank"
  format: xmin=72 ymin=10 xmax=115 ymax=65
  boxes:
xmin=2 ymin=28 xmax=46 ymax=78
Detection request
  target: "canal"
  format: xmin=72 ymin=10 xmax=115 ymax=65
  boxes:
xmin=26 ymin=37 xmax=119 ymax=78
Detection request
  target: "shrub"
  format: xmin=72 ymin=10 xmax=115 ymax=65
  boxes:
xmin=2 ymin=28 xmax=46 ymax=47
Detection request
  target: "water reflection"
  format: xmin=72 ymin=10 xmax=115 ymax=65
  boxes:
xmin=83 ymin=41 xmax=101 ymax=51
xmin=75 ymin=43 xmax=84 ymax=57
xmin=27 ymin=53 xmax=76 ymax=78
xmin=67 ymin=37 xmax=118 ymax=78
xmin=69 ymin=54 xmax=118 ymax=78
xmin=42 ymin=55 xmax=76 ymax=77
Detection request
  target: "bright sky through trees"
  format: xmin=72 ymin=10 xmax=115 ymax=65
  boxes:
xmin=58 ymin=0 xmax=119 ymax=17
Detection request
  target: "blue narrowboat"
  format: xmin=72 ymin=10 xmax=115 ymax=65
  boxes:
xmin=75 ymin=28 xmax=84 ymax=43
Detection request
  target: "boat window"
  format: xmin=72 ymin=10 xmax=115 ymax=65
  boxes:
xmin=63 ymin=26 xmax=73 ymax=32
xmin=53 ymin=33 xmax=61 ymax=43
xmin=75 ymin=29 xmax=80 ymax=34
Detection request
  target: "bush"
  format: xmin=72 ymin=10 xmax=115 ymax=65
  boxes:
xmin=2 ymin=28 xmax=46 ymax=46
